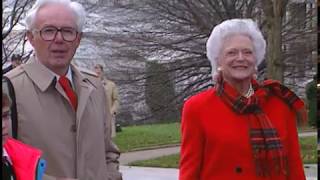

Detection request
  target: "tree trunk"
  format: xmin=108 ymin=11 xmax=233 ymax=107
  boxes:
xmin=262 ymin=0 xmax=288 ymax=82
xmin=266 ymin=16 xmax=283 ymax=82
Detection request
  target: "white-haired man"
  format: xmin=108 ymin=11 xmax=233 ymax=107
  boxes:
xmin=4 ymin=0 xmax=122 ymax=179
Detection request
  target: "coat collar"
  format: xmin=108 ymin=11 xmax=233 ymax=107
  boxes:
xmin=23 ymin=57 xmax=97 ymax=92
xmin=23 ymin=57 xmax=56 ymax=92
xmin=71 ymin=63 xmax=98 ymax=90
xmin=70 ymin=63 xmax=98 ymax=119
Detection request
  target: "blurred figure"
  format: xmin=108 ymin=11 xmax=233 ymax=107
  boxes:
xmin=4 ymin=0 xmax=122 ymax=179
xmin=179 ymin=19 xmax=306 ymax=180
xmin=94 ymin=64 xmax=120 ymax=137
xmin=3 ymin=54 xmax=22 ymax=74
xmin=305 ymin=75 xmax=317 ymax=127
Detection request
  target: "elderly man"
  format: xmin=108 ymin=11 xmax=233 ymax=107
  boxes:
xmin=4 ymin=0 xmax=122 ymax=179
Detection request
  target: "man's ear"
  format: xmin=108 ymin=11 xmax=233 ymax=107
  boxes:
xmin=75 ymin=32 xmax=82 ymax=47
xmin=26 ymin=31 xmax=35 ymax=47
xmin=78 ymin=32 xmax=83 ymax=39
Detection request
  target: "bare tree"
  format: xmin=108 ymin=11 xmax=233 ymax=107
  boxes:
xmin=106 ymin=0 xmax=316 ymax=122
xmin=2 ymin=0 xmax=34 ymax=64
xmin=87 ymin=0 xmax=260 ymax=122
xmin=260 ymin=0 xmax=316 ymax=82
xmin=3 ymin=0 xmax=315 ymax=123
xmin=261 ymin=0 xmax=288 ymax=82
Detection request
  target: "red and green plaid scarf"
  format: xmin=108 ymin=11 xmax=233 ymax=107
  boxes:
xmin=215 ymin=78 xmax=306 ymax=177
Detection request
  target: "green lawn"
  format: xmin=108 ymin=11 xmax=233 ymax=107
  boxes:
xmin=299 ymin=136 xmax=317 ymax=164
xmin=129 ymin=154 xmax=180 ymax=168
xmin=129 ymin=136 xmax=317 ymax=168
xmin=113 ymin=123 xmax=181 ymax=152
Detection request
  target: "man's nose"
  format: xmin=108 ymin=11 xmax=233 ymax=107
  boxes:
xmin=53 ymin=31 xmax=64 ymax=42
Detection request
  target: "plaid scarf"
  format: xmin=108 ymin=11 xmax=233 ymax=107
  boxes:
xmin=215 ymin=78 xmax=306 ymax=177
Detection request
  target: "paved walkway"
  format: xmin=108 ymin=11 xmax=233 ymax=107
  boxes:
xmin=120 ymin=164 xmax=317 ymax=180
xmin=304 ymin=164 xmax=317 ymax=179
xmin=299 ymin=131 xmax=317 ymax=137
xmin=120 ymin=166 xmax=178 ymax=180
xmin=120 ymin=146 xmax=180 ymax=165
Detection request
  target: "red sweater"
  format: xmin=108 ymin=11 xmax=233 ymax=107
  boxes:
xmin=179 ymin=88 xmax=306 ymax=180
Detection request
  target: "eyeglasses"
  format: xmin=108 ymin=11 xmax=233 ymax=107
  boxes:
xmin=33 ymin=26 xmax=78 ymax=42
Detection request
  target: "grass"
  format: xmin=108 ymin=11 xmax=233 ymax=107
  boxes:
xmin=129 ymin=136 xmax=317 ymax=168
xmin=113 ymin=122 xmax=180 ymax=152
xmin=129 ymin=154 xmax=180 ymax=168
xmin=299 ymin=136 xmax=317 ymax=164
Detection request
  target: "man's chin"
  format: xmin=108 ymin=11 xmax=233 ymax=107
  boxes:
xmin=50 ymin=58 xmax=71 ymax=67
xmin=51 ymin=56 xmax=68 ymax=62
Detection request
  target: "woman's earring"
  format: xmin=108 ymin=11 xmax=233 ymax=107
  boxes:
xmin=252 ymin=67 xmax=258 ymax=79
xmin=217 ymin=67 xmax=222 ymax=72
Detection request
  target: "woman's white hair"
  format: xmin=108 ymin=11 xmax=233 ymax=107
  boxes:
xmin=206 ymin=18 xmax=266 ymax=78
xmin=24 ymin=0 xmax=86 ymax=32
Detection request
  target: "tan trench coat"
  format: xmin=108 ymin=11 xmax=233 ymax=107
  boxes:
xmin=101 ymin=79 xmax=119 ymax=137
xmin=5 ymin=58 xmax=122 ymax=180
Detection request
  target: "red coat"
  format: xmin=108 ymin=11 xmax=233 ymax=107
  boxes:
xmin=179 ymin=88 xmax=306 ymax=180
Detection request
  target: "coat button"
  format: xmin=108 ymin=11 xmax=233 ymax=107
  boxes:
xmin=235 ymin=166 xmax=242 ymax=174
xmin=71 ymin=124 xmax=77 ymax=132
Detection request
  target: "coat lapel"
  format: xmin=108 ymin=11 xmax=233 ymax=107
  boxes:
xmin=72 ymin=65 xmax=95 ymax=121
xmin=23 ymin=57 xmax=56 ymax=92
xmin=23 ymin=58 xmax=73 ymax=103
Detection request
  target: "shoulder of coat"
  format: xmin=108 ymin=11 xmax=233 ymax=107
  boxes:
xmin=106 ymin=79 xmax=113 ymax=83
xmin=77 ymin=66 xmax=98 ymax=78
xmin=75 ymin=66 xmax=104 ymax=89
xmin=4 ymin=64 xmax=26 ymax=80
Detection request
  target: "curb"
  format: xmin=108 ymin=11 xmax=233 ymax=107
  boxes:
xmin=299 ymin=130 xmax=317 ymax=133
xmin=121 ymin=143 xmax=181 ymax=153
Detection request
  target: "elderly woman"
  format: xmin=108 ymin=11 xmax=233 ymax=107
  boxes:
xmin=179 ymin=19 xmax=306 ymax=180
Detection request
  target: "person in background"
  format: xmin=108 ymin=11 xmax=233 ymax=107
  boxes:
xmin=2 ymin=78 xmax=46 ymax=180
xmin=4 ymin=0 xmax=122 ymax=179
xmin=3 ymin=54 xmax=23 ymax=74
xmin=94 ymin=64 xmax=120 ymax=138
xmin=179 ymin=18 xmax=306 ymax=180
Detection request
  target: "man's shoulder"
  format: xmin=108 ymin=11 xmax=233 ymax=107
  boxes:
xmin=107 ymin=79 xmax=116 ymax=85
xmin=74 ymin=66 xmax=104 ymax=89
xmin=77 ymin=66 xmax=98 ymax=78
xmin=104 ymin=79 xmax=117 ymax=86
xmin=2 ymin=65 xmax=13 ymax=74
xmin=4 ymin=65 xmax=27 ymax=80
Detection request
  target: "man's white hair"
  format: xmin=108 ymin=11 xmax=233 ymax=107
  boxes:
xmin=206 ymin=18 xmax=266 ymax=78
xmin=24 ymin=0 xmax=86 ymax=32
